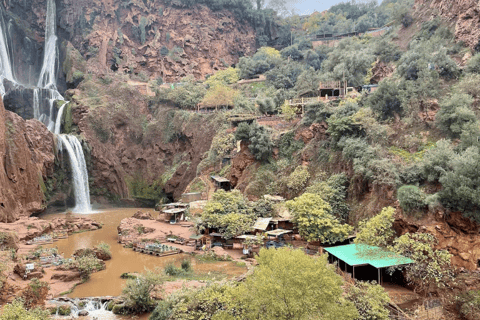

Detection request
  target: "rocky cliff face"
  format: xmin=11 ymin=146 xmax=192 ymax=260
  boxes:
xmin=414 ymin=0 xmax=480 ymax=50
xmin=57 ymin=0 xmax=256 ymax=82
xmin=0 ymin=97 xmax=55 ymax=222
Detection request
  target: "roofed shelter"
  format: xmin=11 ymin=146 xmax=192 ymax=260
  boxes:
xmin=324 ymin=244 xmax=413 ymax=285
xmin=211 ymin=175 xmax=231 ymax=191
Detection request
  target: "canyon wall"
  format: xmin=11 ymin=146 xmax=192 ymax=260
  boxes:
xmin=0 ymin=97 xmax=55 ymax=222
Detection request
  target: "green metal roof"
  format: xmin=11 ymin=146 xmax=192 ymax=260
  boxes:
xmin=324 ymin=244 xmax=414 ymax=269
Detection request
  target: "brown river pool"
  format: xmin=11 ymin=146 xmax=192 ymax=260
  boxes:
xmin=40 ymin=208 xmax=246 ymax=298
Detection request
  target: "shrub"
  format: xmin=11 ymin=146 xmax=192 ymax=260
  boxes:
xmin=180 ymin=259 xmax=191 ymax=272
xmin=280 ymin=45 xmax=303 ymax=61
xmin=122 ymin=270 xmax=164 ymax=313
xmin=0 ymin=299 xmax=50 ymax=320
xmin=287 ymin=166 xmax=310 ymax=196
xmin=435 ymin=93 xmax=476 ymax=138
xmin=420 ymin=139 xmax=455 ymax=182
xmin=22 ymin=278 xmax=50 ymax=309
xmin=345 ymin=281 xmax=390 ymax=320
xmin=367 ymin=80 xmax=402 ymax=119
xmin=465 ymin=53 xmax=480 ymax=74
xmin=150 ymin=300 xmax=173 ymax=320
xmin=306 ymin=173 xmax=350 ymax=221
xmin=457 ymin=290 xmax=480 ymax=320
xmin=256 ymin=97 xmax=276 ymax=115
xmin=76 ymin=254 xmax=105 ymax=280
xmin=278 ymin=131 xmax=304 ymax=159
xmin=164 ymin=264 xmax=183 ymax=276
xmin=95 ymin=242 xmax=112 ymax=259
xmin=355 ymin=207 xmax=395 ymax=248
xmin=397 ymin=185 xmax=426 ymax=215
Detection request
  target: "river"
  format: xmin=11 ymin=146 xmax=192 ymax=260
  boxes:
xmin=39 ymin=208 xmax=246 ymax=318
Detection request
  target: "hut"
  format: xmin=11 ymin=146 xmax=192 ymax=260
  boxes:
xmin=211 ymin=176 xmax=231 ymax=191
xmin=324 ymin=244 xmax=413 ymax=284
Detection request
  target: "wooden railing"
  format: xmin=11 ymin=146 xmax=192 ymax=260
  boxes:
xmin=287 ymin=96 xmax=340 ymax=106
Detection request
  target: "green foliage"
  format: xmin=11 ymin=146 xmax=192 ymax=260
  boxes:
xmin=438 ymin=146 xmax=480 ymax=220
xmin=205 ymin=67 xmax=239 ymax=87
xmin=238 ymin=47 xmax=282 ymax=79
xmin=280 ymin=45 xmax=303 ymax=60
xmin=367 ymin=79 xmax=402 ymax=119
xmin=75 ymin=254 xmax=105 ymax=280
xmin=227 ymin=248 xmax=358 ymax=320
xmin=150 ymin=300 xmax=173 ymax=320
xmin=0 ymin=299 xmax=50 ymax=320
xmin=302 ymin=101 xmax=330 ymax=126
xmin=373 ymin=38 xmax=401 ymax=63
xmin=465 ymin=53 xmax=480 ymax=74
xmin=164 ymin=264 xmax=183 ymax=276
xmin=265 ymin=61 xmax=306 ymax=89
xmin=345 ymin=281 xmax=391 ymax=320
xmin=355 ymin=207 xmax=395 ymax=248
xmin=457 ymin=289 xmax=480 ymax=320
xmin=160 ymin=46 xmax=169 ymax=56
xmin=235 ymin=122 xmax=273 ymax=162
xmin=126 ymin=173 xmax=165 ymax=201
xmin=165 ymin=76 xmax=206 ymax=109
xmin=435 ymin=93 xmax=477 ymax=138
xmin=397 ymin=185 xmax=426 ymax=215
xmin=280 ymin=101 xmax=297 ymax=122
xmin=181 ymin=259 xmax=191 ymax=272
xmin=306 ymin=173 xmax=350 ymax=221
xmin=279 ymin=131 xmax=304 ymax=159
xmin=257 ymin=97 xmax=276 ymax=115
xmin=95 ymin=241 xmax=112 ymax=259
xmin=198 ymin=190 xmax=255 ymax=239
xmin=286 ymin=166 xmax=310 ymax=195
xmin=234 ymin=122 xmax=251 ymax=141
xmin=420 ymin=139 xmax=454 ymax=182
xmin=252 ymin=198 xmax=275 ymax=218
xmin=122 ymin=270 xmax=164 ymax=313
xmin=393 ymin=233 xmax=453 ymax=293
xmin=286 ymin=193 xmax=353 ymax=243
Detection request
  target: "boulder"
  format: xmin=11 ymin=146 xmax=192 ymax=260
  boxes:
xmin=133 ymin=211 xmax=154 ymax=220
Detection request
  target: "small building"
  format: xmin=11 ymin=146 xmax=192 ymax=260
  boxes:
xmin=211 ymin=175 xmax=231 ymax=191
xmin=253 ymin=217 xmax=273 ymax=233
xmin=162 ymin=208 xmax=187 ymax=223
xmin=361 ymin=84 xmax=379 ymax=94
xmin=263 ymin=194 xmax=285 ymax=203
xmin=324 ymin=244 xmax=413 ymax=284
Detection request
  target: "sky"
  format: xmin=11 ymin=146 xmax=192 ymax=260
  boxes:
xmin=291 ymin=0 xmax=377 ymax=16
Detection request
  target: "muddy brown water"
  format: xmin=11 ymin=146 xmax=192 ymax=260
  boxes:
xmin=40 ymin=208 xmax=246 ymax=299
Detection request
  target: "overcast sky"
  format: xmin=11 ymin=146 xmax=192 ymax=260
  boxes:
xmin=292 ymin=0 xmax=378 ymax=16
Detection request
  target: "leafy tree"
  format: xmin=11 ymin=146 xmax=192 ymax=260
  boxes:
xmin=393 ymin=233 xmax=453 ymax=294
xmin=457 ymin=289 xmax=480 ymax=320
xmin=420 ymin=139 xmax=455 ymax=182
xmin=248 ymin=123 xmax=273 ymax=161
xmin=166 ymin=76 xmax=206 ymax=109
xmin=234 ymin=122 xmax=251 ymax=141
xmin=367 ymin=80 xmax=402 ymax=119
xmin=197 ymin=190 xmax=255 ymax=239
xmin=280 ymin=101 xmax=296 ymax=121
xmin=304 ymin=49 xmax=324 ymax=70
xmin=202 ymin=83 xmax=239 ymax=108
xmin=465 ymin=53 xmax=480 ymax=74
xmin=205 ymin=67 xmax=239 ymax=87
xmin=238 ymin=47 xmax=282 ymax=79
xmin=265 ymin=61 xmax=305 ymax=89
xmin=438 ymin=146 xmax=480 ymax=221
xmin=294 ymin=67 xmax=322 ymax=95
xmin=355 ymin=206 xmax=395 ymax=248
xmin=397 ymin=185 xmax=426 ymax=215
xmin=257 ymin=97 xmax=276 ymax=114
xmin=0 ymin=299 xmax=50 ymax=320
xmin=306 ymin=173 xmax=350 ymax=221
xmin=227 ymin=248 xmax=359 ymax=320
xmin=302 ymin=101 xmax=331 ymax=126
xmin=122 ymin=270 xmax=164 ymax=313
xmin=252 ymin=198 xmax=275 ymax=217
xmin=280 ymin=45 xmax=303 ymax=60
xmin=286 ymin=166 xmax=310 ymax=196
xmin=373 ymin=38 xmax=401 ymax=63
xmin=435 ymin=93 xmax=476 ymax=138
xmin=286 ymin=193 xmax=353 ymax=243
xmin=345 ymin=281 xmax=391 ymax=320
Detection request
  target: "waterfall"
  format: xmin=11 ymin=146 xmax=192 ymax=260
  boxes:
xmin=37 ymin=0 xmax=57 ymax=89
xmin=0 ymin=10 xmax=15 ymax=96
xmin=33 ymin=88 xmax=40 ymax=119
xmin=49 ymin=298 xmax=114 ymax=319
xmin=54 ymin=102 xmax=66 ymax=135
xmin=58 ymin=135 xmax=92 ymax=213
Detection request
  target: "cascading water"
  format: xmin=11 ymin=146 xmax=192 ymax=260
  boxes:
xmin=0 ymin=0 xmax=92 ymax=212
xmin=58 ymin=135 xmax=92 ymax=213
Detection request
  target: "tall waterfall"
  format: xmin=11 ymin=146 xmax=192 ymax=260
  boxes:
xmin=0 ymin=0 xmax=93 ymax=212
xmin=58 ymin=135 xmax=92 ymax=213
xmin=0 ymin=9 xmax=15 ymax=96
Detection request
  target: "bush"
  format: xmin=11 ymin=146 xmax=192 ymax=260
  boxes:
xmin=435 ymin=93 xmax=476 ymax=138
xmin=421 ymin=139 xmax=455 ymax=182
xmin=287 ymin=166 xmax=310 ymax=196
xmin=95 ymin=242 xmax=112 ymax=259
xmin=236 ymin=123 xmax=273 ymax=162
xmin=278 ymin=131 xmax=304 ymax=159
xmin=180 ymin=259 xmax=191 ymax=272
xmin=465 ymin=53 xmax=480 ymax=74
xmin=397 ymin=185 xmax=426 ymax=215
xmin=280 ymin=45 xmax=303 ymax=61
xmin=0 ymin=299 xmax=50 ymax=320
xmin=257 ymin=97 xmax=276 ymax=115
xmin=457 ymin=290 xmax=480 ymax=320
xmin=302 ymin=101 xmax=330 ymax=126
xmin=367 ymin=80 xmax=403 ymax=119
xmin=355 ymin=207 xmax=395 ymax=247
xmin=150 ymin=300 xmax=173 ymax=320
xmin=345 ymin=281 xmax=390 ymax=320
xmin=122 ymin=270 xmax=164 ymax=313
xmin=164 ymin=264 xmax=183 ymax=276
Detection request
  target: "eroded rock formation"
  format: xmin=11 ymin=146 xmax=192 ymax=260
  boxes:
xmin=0 ymin=97 xmax=55 ymax=222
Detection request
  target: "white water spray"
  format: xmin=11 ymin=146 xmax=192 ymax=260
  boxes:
xmin=0 ymin=11 xmax=16 ymax=96
xmin=58 ymin=135 xmax=92 ymax=213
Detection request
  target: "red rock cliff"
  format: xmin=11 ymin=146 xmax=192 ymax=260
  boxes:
xmin=0 ymin=97 xmax=55 ymax=222
xmin=414 ymin=0 xmax=480 ymax=49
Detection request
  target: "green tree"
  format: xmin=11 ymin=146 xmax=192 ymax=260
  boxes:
xmin=286 ymin=193 xmax=353 ymax=243
xmin=228 ymin=248 xmax=359 ymax=320
xmin=205 ymin=67 xmax=239 ymax=87
xmin=345 ymin=281 xmax=391 ymax=320
xmin=435 ymin=93 xmax=477 ymax=138
xmin=0 ymin=299 xmax=50 ymax=320
xmin=465 ymin=53 xmax=480 ymax=74
xmin=393 ymin=233 xmax=453 ymax=294
xmin=122 ymin=270 xmax=164 ymax=313
xmin=367 ymin=80 xmax=402 ymax=119
xmin=306 ymin=173 xmax=350 ymax=221
xmin=355 ymin=207 xmax=395 ymax=248
xmin=420 ymin=139 xmax=455 ymax=182
xmin=248 ymin=123 xmax=273 ymax=161
xmin=397 ymin=185 xmax=426 ymax=215
xmin=197 ymin=190 xmax=255 ymax=239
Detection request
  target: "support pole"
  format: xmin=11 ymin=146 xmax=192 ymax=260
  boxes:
xmin=378 ymin=268 xmax=380 ymax=284
xmin=353 ymin=266 xmax=355 ymax=280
